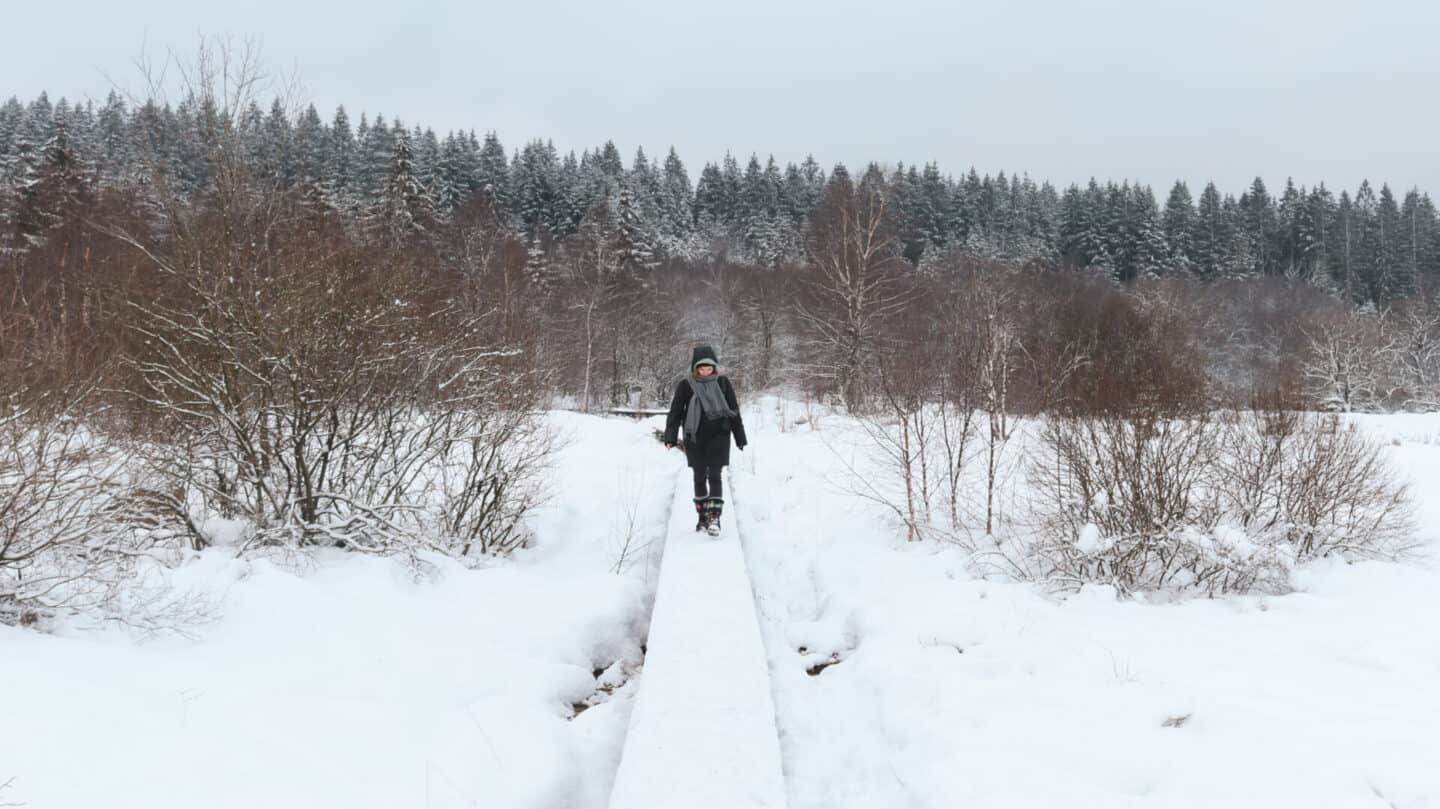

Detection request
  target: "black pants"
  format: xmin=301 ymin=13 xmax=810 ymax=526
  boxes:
xmin=693 ymin=465 xmax=723 ymax=500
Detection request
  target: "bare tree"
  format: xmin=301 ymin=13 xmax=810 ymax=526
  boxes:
xmin=795 ymin=167 xmax=913 ymax=411
xmin=1301 ymin=309 xmax=1392 ymax=412
xmin=975 ymin=295 xmax=1020 ymax=536
xmin=858 ymin=315 xmax=943 ymax=543
xmin=1385 ymin=294 xmax=1440 ymax=410
xmin=735 ymin=265 xmax=790 ymax=390
xmin=551 ymin=202 xmax=625 ymax=412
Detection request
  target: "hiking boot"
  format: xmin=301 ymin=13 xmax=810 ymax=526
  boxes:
xmin=704 ymin=498 xmax=724 ymax=537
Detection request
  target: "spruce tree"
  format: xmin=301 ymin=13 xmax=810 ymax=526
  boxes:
xmin=95 ymin=91 xmax=129 ymax=186
xmin=511 ymin=139 xmax=565 ymax=237
xmin=292 ymin=104 xmax=326 ymax=193
xmin=1237 ymin=177 xmax=1275 ymax=275
xmin=0 ymin=96 xmax=23 ymax=158
xmin=1401 ymin=189 xmax=1440 ymax=289
xmin=355 ymin=113 xmax=395 ymax=208
xmin=1193 ymin=182 xmax=1227 ymax=280
xmin=368 ymin=127 xmax=436 ymax=245
xmin=694 ymin=161 xmax=727 ymax=228
xmin=1223 ymin=193 xmax=1258 ymax=280
xmin=1058 ymin=184 xmax=1091 ymax=266
xmin=719 ymin=153 xmax=742 ymax=224
xmin=918 ymin=163 xmax=952 ymax=254
xmin=1352 ymin=181 xmax=1381 ymax=304
xmin=8 ymin=119 xmax=91 ymax=254
xmin=1127 ymin=185 xmax=1170 ymax=280
xmin=435 ymin=132 xmax=471 ymax=211
xmin=262 ymin=98 xmax=291 ymax=184
xmin=627 ymin=146 xmax=664 ymax=245
xmin=1301 ymin=184 xmax=1337 ymax=287
xmin=1161 ymin=181 xmax=1196 ymax=273
xmin=658 ymin=146 xmax=693 ymax=240
xmin=1376 ymin=184 xmax=1408 ymax=299
xmin=1276 ymin=178 xmax=1304 ymax=276
xmin=476 ymin=131 xmax=510 ymax=212
xmin=1333 ymin=189 xmax=1358 ymax=300
xmin=615 ymin=187 xmax=657 ymax=273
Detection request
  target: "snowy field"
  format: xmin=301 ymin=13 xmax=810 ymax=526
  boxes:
xmin=733 ymin=404 xmax=1440 ymax=809
xmin=0 ymin=413 xmax=675 ymax=809
xmin=3 ymin=403 xmax=1439 ymax=808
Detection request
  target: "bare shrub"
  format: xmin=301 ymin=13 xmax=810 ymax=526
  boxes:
xmin=0 ymin=300 xmax=175 ymax=625
xmin=1216 ymin=402 xmax=1413 ymax=562
xmin=1030 ymin=402 xmax=1414 ymax=595
xmin=1 ymin=400 xmax=120 ymax=623
xmin=0 ymin=394 xmax=196 ymax=628
xmin=93 ymin=43 xmax=553 ymax=565
xmin=1030 ymin=412 xmax=1231 ymax=593
xmin=434 ymin=405 xmax=554 ymax=559
xmin=124 ymin=229 xmax=547 ymax=561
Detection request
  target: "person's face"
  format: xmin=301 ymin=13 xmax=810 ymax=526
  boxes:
xmin=697 ymin=364 xmax=715 ymax=377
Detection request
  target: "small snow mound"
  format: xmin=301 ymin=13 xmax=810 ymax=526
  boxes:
xmin=1076 ymin=523 xmax=1110 ymax=555
xmin=1212 ymin=524 xmax=1258 ymax=560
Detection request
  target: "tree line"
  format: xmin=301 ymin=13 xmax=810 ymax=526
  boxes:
xmin=4 ymin=90 xmax=1438 ymax=307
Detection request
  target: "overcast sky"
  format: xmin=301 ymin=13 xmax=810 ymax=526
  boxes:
xmin=5 ymin=0 xmax=1438 ymax=195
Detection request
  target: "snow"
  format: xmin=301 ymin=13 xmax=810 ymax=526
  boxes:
xmin=607 ymin=470 xmax=787 ymax=809
xmin=0 ymin=412 xmax=671 ymax=809
xmin=1075 ymin=522 xmax=1108 ymax=555
xmin=733 ymin=402 xmax=1440 ymax=809
xmin=4 ymin=403 xmax=1440 ymax=809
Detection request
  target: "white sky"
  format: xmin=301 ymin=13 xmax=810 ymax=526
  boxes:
xmin=5 ymin=0 xmax=1438 ymax=195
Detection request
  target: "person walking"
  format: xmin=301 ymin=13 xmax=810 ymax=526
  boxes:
xmin=662 ymin=345 xmax=747 ymax=535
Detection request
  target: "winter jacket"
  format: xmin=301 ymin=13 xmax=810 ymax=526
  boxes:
xmin=663 ymin=375 xmax=747 ymax=469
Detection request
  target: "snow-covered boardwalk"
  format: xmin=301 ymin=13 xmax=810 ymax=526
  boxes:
xmin=607 ymin=473 xmax=788 ymax=809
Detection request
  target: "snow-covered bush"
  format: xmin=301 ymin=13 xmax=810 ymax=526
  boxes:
xmin=0 ymin=396 xmax=189 ymax=626
xmin=1 ymin=406 xmax=113 ymax=623
xmin=1030 ymin=408 xmax=1412 ymax=595
xmin=433 ymin=407 xmax=553 ymax=558
xmin=0 ymin=300 xmax=191 ymax=627
xmin=1030 ymin=412 xmax=1231 ymax=592
xmin=120 ymin=205 xmax=551 ymax=563
xmin=1216 ymin=408 xmax=1412 ymax=562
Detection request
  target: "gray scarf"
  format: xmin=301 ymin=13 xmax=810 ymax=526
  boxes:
xmin=684 ymin=375 xmax=736 ymax=441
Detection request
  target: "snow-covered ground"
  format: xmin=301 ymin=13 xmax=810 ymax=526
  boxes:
xmin=0 ymin=412 xmax=675 ymax=809
xmin=3 ymin=403 xmax=1439 ymax=809
xmin=733 ymin=403 xmax=1440 ymax=809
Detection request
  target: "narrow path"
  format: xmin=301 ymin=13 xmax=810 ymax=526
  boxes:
xmin=606 ymin=470 xmax=788 ymax=809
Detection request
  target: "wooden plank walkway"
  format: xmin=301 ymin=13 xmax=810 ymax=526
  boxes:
xmin=606 ymin=472 xmax=788 ymax=809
